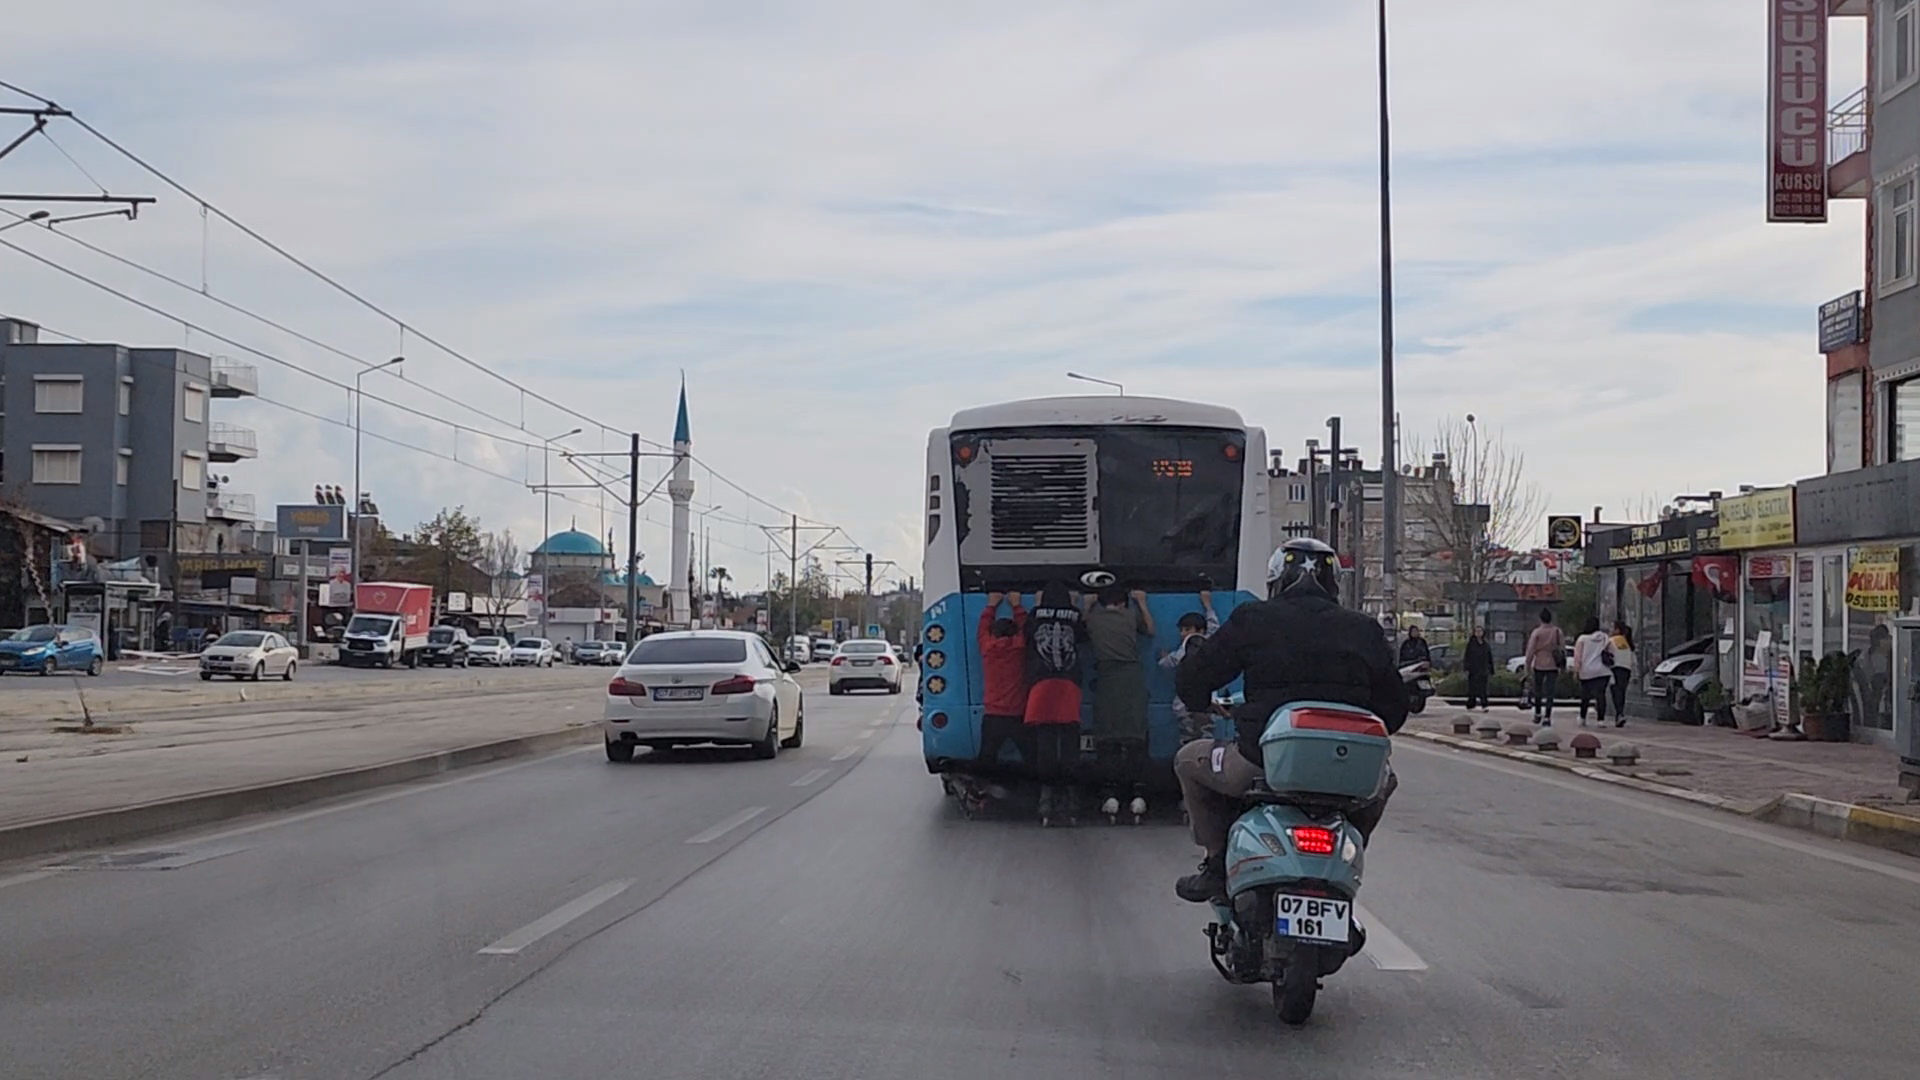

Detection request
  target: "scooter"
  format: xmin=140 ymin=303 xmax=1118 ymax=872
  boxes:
xmin=1203 ymin=701 xmax=1390 ymax=1026
xmin=1400 ymin=660 xmax=1433 ymax=714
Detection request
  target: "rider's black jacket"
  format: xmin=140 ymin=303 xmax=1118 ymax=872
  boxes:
xmin=1175 ymin=589 xmax=1408 ymax=762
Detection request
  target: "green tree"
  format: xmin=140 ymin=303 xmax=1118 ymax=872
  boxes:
xmin=408 ymin=506 xmax=487 ymax=600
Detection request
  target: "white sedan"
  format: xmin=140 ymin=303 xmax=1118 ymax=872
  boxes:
xmin=603 ymin=630 xmax=804 ymax=762
xmin=510 ymin=637 xmax=556 ymax=667
xmin=468 ymin=636 xmax=509 ymax=666
xmin=199 ymin=630 xmax=299 ymax=681
xmin=828 ymin=639 xmax=903 ymax=695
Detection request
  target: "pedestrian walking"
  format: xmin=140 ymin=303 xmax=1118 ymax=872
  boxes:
xmin=1608 ymin=621 xmax=1636 ymax=728
xmin=1573 ymin=616 xmax=1615 ymax=726
xmin=1525 ymin=607 xmax=1565 ymax=724
xmin=1463 ymin=626 xmax=1494 ymax=711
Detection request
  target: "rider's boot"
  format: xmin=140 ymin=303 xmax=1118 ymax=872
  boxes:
xmin=1175 ymin=854 xmax=1226 ymax=903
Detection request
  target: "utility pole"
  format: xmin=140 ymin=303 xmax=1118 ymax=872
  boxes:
xmin=624 ymin=433 xmax=639 ymax=646
xmin=1377 ymin=0 xmax=1401 ymax=625
xmin=758 ymin=517 xmax=841 ymax=646
xmin=1326 ymin=417 xmax=1343 ymax=558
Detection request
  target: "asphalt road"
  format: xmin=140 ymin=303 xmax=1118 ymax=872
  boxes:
xmin=5 ymin=699 xmax=1919 ymax=1079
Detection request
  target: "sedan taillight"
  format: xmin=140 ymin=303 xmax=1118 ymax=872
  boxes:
xmin=608 ymin=676 xmax=647 ymax=696
xmin=830 ymin=656 xmax=845 ymax=666
xmin=711 ymin=675 xmax=756 ymax=695
xmin=877 ymin=655 xmax=894 ymax=665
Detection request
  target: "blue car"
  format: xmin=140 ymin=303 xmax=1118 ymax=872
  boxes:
xmin=0 ymin=624 xmax=105 ymax=677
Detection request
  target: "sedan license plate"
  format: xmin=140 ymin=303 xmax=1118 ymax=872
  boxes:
xmin=652 ymin=687 xmax=705 ymax=702
xmin=851 ymin=659 xmax=874 ymax=667
xmin=1275 ymin=894 xmax=1351 ymax=944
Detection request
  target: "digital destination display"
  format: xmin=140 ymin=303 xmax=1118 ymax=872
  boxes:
xmin=1150 ymin=459 xmax=1195 ymax=478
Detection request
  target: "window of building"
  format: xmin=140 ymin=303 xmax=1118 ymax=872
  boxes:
xmin=118 ymin=376 xmax=132 ymax=416
xmin=183 ymin=384 xmax=207 ymax=423
xmin=1882 ymin=169 xmax=1917 ymax=293
xmin=34 ymin=375 xmax=83 ymax=414
xmin=1891 ymin=378 xmax=1920 ymax=461
xmin=31 ymin=445 xmax=82 ymax=484
xmin=116 ymin=449 xmax=131 ymax=486
xmin=1288 ymin=482 xmax=1307 ymax=502
xmin=180 ymin=452 xmax=204 ymax=491
xmin=1888 ymin=0 xmax=1917 ymax=94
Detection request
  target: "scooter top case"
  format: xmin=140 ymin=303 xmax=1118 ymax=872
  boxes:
xmin=1258 ymin=701 xmax=1392 ymax=802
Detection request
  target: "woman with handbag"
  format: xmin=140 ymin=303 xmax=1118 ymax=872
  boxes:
xmin=1573 ymin=616 xmax=1615 ymax=726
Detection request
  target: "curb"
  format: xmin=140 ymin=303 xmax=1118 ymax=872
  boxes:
xmin=1403 ymin=729 xmax=1772 ymax=814
xmin=1759 ymin=793 xmax=1920 ymax=858
xmin=0 ymin=724 xmax=599 ymax=864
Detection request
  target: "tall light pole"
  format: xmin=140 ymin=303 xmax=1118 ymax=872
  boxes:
xmin=349 ymin=356 xmax=403 ymax=596
xmin=0 ymin=210 xmax=50 ymax=232
xmin=696 ymin=504 xmax=725 ymax=626
xmin=1066 ymin=371 xmax=1125 ymax=395
xmin=537 ymin=425 xmax=582 ymax=639
xmin=1376 ymin=0 xmax=1401 ymax=626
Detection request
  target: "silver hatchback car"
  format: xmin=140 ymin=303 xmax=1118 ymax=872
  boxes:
xmin=603 ymin=631 xmax=804 ymax=762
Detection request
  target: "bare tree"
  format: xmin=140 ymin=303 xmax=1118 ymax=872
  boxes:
xmin=1401 ymin=416 xmax=1545 ymax=610
xmin=475 ymin=530 xmax=523 ymax=633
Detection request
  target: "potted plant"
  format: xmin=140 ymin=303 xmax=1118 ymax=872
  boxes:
xmin=1798 ymin=651 xmax=1854 ymax=742
xmin=1697 ymin=679 xmax=1733 ymax=726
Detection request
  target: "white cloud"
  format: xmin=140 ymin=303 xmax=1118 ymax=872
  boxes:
xmin=0 ymin=1 xmax=1871 ymax=587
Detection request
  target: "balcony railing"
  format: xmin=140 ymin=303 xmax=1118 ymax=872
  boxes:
xmin=207 ymin=490 xmax=256 ymax=520
xmin=210 ymin=357 xmax=259 ymax=398
xmin=207 ymin=422 xmax=258 ymax=462
xmin=1831 ymin=86 xmax=1868 ymax=163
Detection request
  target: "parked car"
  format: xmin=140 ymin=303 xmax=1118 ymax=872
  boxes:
xmin=811 ymin=639 xmax=838 ymax=662
xmin=199 ymin=630 xmax=299 ymax=681
xmin=573 ymin=640 xmax=623 ymax=666
xmin=602 ymin=629 xmax=805 ymax=761
xmin=0 ymin=624 xmax=104 ymax=676
xmin=510 ymin=637 xmax=556 ymax=667
xmin=1647 ymin=635 xmax=1718 ymax=722
xmin=784 ymin=635 xmax=812 ymax=664
xmin=468 ymin=636 xmax=509 ymax=666
xmin=423 ymin=625 xmax=472 ymax=668
xmin=828 ymin=638 xmax=903 ymax=695
xmin=1507 ymin=645 xmax=1575 ymax=675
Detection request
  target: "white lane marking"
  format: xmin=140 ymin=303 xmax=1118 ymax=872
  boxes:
xmin=1354 ymin=903 xmax=1428 ymax=971
xmin=831 ymin=745 xmax=860 ymax=762
xmin=179 ymin=745 xmax=599 ymax=847
xmin=1397 ymin=738 xmax=1920 ymax=886
xmin=791 ymin=768 xmax=830 ymax=787
xmin=0 ymin=870 xmax=57 ymax=892
xmin=684 ymin=806 xmax=767 ymax=845
xmin=477 ymin=879 xmax=634 ymax=955
xmin=855 ymin=729 xmax=873 ymax=740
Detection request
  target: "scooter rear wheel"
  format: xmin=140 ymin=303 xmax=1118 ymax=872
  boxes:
xmin=1273 ymin=959 xmax=1318 ymax=1026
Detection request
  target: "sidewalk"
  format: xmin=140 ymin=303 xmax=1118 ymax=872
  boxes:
xmin=1404 ymin=703 xmax=1920 ymax=857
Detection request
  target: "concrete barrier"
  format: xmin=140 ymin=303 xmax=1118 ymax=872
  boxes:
xmin=0 ymin=723 xmax=600 ymax=863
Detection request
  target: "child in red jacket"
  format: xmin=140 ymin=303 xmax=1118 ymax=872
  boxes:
xmin=977 ymin=592 xmax=1031 ymax=779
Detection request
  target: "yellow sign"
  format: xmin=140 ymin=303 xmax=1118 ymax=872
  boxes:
xmin=1715 ymin=488 xmax=1796 ymax=550
xmin=1845 ymin=546 xmax=1901 ymax=612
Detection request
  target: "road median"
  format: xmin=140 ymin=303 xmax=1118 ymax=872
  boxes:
xmin=0 ymin=723 xmax=599 ymax=863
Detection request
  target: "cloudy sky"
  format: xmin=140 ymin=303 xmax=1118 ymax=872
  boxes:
xmin=0 ymin=1 xmax=1869 ymax=589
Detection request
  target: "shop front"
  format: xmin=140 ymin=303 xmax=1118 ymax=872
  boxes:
xmin=1586 ymin=512 xmax=1724 ymax=719
xmin=1791 ymin=463 xmax=1920 ymax=745
xmin=1713 ymin=489 xmax=1799 ymax=728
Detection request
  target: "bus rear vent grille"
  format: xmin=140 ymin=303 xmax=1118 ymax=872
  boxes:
xmin=990 ymin=455 xmax=1090 ymax=550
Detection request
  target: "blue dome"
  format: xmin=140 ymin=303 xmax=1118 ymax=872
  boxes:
xmin=533 ymin=529 xmax=608 ymax=556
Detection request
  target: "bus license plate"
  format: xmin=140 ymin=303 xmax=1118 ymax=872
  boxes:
xmin=652 ymin=687 xmax=705 ymax=701
xmin=1275 ymin=894 xmax=1351 ymax=944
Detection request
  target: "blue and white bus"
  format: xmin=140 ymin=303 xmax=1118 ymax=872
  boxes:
xmin=918 ymin=395 xmax=1272 ymax=783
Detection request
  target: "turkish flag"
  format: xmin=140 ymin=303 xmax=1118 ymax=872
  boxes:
xmin=1691 ymin=555 xmax=1740 ymax=602
xmin=1635 ymin=567 xmax=1664 ymax=597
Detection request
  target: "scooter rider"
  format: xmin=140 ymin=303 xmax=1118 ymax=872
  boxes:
xmin=1170 ymin=537 xmax=1407 ymax=903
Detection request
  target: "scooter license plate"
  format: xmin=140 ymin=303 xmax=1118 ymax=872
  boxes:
xmin=1275 ymin=893 xmax=1352 ymax=944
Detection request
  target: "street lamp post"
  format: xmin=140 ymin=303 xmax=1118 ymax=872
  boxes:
xmin=537 ymin=426 xmax=583 ymax=640
xmin=696 ymin=505 xmax=725 ymax=627
xmin=0 ymin=210 xmax=50 ymax=233
xmin=1376 ymin=0 xmax=1401 ymax=624
xmin=349 ymin=357 xmax=403 ymax=598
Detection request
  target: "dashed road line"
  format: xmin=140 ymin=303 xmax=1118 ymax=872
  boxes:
xmin=832 ymin=745 xmax=860 ymax=762
xmin=791 ymin=768 xmax=829 ymax=787
xmin=683 ymin=806 xmax=767 ymax=845
xmin=478 ymin=880 xmax=634 ymax=955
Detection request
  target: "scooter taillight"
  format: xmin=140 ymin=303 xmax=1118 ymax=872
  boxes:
xmin=1287 ymin=826 xmax=1338 ymax=856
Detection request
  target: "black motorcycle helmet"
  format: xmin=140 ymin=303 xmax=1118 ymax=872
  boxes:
xmin=1267 ymin=537 xmax=1341 ymax=601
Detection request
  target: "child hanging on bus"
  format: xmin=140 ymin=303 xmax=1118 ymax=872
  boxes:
xmin=976 ymin=592 xmax=1031 ymax=773
xmin=1084 ymin=583 xmax=1156 ymax=823
xmin=1024 ymin=580 xmax=1088 ymax=825
xmin=1158 ymin=591 xmax=1219 ymax=742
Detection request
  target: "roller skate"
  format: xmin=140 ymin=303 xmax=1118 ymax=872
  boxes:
xmin=1101 ymin=796 xmax=1121 ymax=825
xmin=1038 ymin=786 xmax=1058 ymax=828
xmin=1128 ymin=795 xmax=1147 ymax=825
